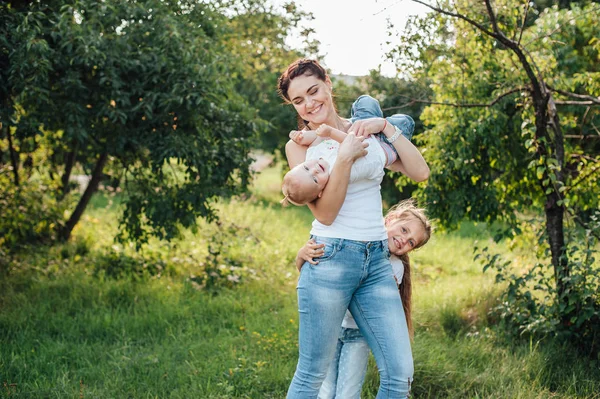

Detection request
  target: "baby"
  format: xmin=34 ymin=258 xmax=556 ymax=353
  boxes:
xmin=281 ymin=94 xmax=418 ymax=206
xmin=281 ymin=122 xmax=406 ymax=206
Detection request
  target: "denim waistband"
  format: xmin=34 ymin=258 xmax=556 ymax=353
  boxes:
xmin=310 ymin=235 xmax=388 ymax=252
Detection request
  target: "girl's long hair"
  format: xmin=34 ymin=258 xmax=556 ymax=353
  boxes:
xmin=398 ymin=253 xmax=413 ymax=338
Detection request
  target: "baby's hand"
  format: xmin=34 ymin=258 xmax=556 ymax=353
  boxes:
xmin=315 ymin=124 xmax=333 ymax=138
xmin=289 ymin=130 xmax=317 ymax=146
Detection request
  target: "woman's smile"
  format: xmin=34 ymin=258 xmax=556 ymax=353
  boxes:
xmin=309 ymin=104 xmax=323 ymax=114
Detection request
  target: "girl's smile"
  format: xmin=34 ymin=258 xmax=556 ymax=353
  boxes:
xmin=387 ymin=219 xmax=427 ymax=256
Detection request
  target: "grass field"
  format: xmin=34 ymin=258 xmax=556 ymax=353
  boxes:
xmin=1 ymin=163 xmax=599 ymax=398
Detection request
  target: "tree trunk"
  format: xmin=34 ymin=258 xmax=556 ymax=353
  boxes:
xmin=545 ymin=193 xmax=568 ymax=302
xmin=546 ymin=94 xmax=570 ymax=325
xmin=0 ymin=124 xmax=5 ymax=167
xmin=533 ymin=92 xmax=569 ymax=325
xmin=60 ymin=142 xmax=78 ymax=199
xmin=6 ymin=124 xmax=19 ymax=186
xmin=59 ymin=152 xmax=108 ymax=241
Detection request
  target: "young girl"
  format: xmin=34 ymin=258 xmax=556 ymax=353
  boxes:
xmin=296 ymin=200 xmax=432 ymax=399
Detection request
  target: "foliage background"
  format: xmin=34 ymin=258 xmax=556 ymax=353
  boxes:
xmin=1 ymin=0 xmax=599 ymax=397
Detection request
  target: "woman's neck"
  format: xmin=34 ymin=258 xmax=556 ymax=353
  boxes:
xmin=308 ymin=115 xmax=349 ymax=132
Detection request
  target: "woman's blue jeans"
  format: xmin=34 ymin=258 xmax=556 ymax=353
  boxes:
xmin=287 ymin=237 xmax=413 ymax=399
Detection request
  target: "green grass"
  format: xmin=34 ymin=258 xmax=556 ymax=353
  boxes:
xmin=1 ymin=164 xmax=599 ymax=398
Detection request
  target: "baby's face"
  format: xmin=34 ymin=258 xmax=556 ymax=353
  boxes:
xmin=289 ymin=158 xmax=331 ymax=197
xmin=386 ymin=219 xmax=426 ymax=256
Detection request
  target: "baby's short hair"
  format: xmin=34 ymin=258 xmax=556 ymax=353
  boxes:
xmin=281 ymin=170 xmax=322 ymax=207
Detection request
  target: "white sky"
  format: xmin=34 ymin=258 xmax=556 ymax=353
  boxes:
xmin=273 ymin=0 xmax=429 ymax=77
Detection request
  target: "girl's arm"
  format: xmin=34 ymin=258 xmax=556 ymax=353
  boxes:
xmin=315 ymin=124 xmax=347 ymax=143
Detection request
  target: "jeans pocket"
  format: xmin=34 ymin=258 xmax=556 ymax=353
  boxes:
xmin=312 ymin=237 xmax=341 ymax=262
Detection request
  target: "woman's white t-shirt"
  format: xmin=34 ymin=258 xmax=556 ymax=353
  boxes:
xmin=306 ymin=137 xmax=387 ymax=242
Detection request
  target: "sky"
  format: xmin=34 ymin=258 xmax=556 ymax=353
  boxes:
xmin=273 ymin=0 xmax=429 ymax=77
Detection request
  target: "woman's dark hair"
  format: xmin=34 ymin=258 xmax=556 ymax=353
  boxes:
xmin=277 ymin=58 xmax=328 ymax=102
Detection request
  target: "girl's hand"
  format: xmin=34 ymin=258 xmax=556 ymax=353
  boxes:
xmin=295 ymin=239 xmax=325 ymax=271
xmin=350 ymin=117 xmax=386 ymax=137
xmin=289 ymin=130 xmax=317 ymax=146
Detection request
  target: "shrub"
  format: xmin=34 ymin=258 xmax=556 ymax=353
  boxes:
xmin=477 ymin=213 xmax=600 ymax=357
xmin=0 ymin=167 xmax=66 ymax=251
xmin=190 ymin=220 xmax=256 ymax=292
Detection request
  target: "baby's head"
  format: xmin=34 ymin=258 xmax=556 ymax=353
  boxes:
xmin=281 ymin=158 xmax=331 ymax=206
xmin=384 ymin=199 xmax=432 ymax=256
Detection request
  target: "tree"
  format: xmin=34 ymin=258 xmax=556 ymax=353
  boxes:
xmin=219 ymin=0 xmax=321 ymax=155
xmin=1 ymin=0 xmax=261 ymax=244
xmin=389 ymin=0 xmax=600 ymax=351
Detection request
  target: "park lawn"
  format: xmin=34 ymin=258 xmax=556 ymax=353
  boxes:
xmin=1 ymin=163 xmax=599 ymax=398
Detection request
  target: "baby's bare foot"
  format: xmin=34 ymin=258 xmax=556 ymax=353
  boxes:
xmin=316 ymin=124 xmax=333 ymax=138
xmin=289 ymin=130 xmax=317 ymax=146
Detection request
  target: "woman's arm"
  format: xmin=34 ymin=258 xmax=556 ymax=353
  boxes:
xmin=308 ymin=133 xmax=369 ymax=225
xmin=381 ymin=122 xmax=430 ymax=182
xmin=351 ymin=117 xmax=429 ymax=182
xmin=285 ymin=139 xmax=308 ymax=169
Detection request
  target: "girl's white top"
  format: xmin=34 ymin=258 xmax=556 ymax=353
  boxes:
xmin=306 ymin=137 xmax=387 ymax=241
xmin=342 ymin=255 xmax=404 ymax=329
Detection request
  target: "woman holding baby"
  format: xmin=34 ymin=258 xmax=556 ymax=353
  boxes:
xmin=278 ymin=58 xmax=429 ymax=398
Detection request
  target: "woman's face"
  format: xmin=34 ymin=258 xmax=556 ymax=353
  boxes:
xmin=287 ymin=73 xmax=335 ymax=126
xmin=386 ymin=219 xmax=426 ymax=256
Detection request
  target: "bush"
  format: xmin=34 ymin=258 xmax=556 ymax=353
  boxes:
xmin=477 ymin=214 xmax=600 ymax=357
xmin=190 ymin=220 xmax=257 ymax=292
xmin=0 ymin=167 xmax=66 ymax=251
xmin=94 ymin=250 xmax=172 ymax=280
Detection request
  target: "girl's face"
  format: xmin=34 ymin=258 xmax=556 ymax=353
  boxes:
xmin=287 ymin=73 xmax=335 ymax=126
xmin=386 ymin=218 xmax=426 ymax=256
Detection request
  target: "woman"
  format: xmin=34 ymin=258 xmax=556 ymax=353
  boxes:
xmin=279 ymin=58 xmax=429 ymax=398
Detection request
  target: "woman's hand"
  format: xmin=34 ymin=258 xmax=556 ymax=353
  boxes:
xmin=350 ymin=117 xmax=386 ymax=137
xmin=337 ymin=132 xmax=369 ymax=163
xmin=295 ymin=239 xmax=325 ymax=271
